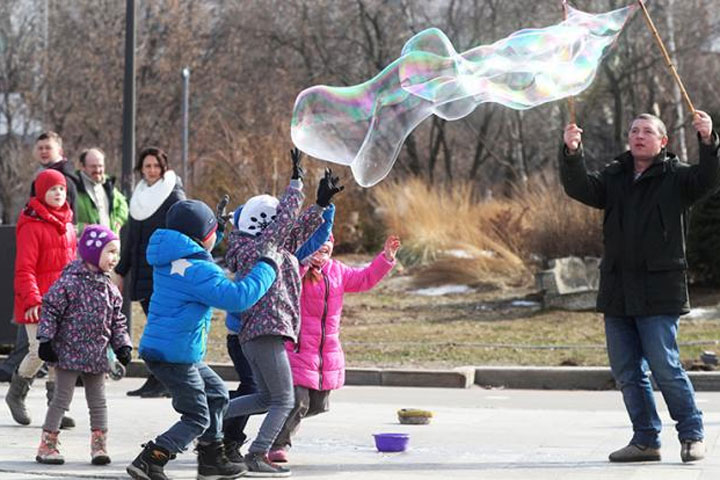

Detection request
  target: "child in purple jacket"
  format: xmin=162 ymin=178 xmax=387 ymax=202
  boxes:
xmin=35 ymin=225 xmax=132 ymax=466
xmin=223 ymin=149 xmax=342 ymax=477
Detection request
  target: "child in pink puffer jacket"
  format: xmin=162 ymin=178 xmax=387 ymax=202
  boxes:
xmin=269 ymin=234 xmax=400 ymax=462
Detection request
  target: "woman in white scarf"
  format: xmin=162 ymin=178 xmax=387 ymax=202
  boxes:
xmin=115 ymin=147 xmax=185 ymax=398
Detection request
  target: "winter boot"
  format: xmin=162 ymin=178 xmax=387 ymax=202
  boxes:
xmin=127 ymin=375 xmax=170 ymax=397
xmin=45 ymin=381 xmax=75 ymax=429
xmin=223 ymin=438 xmax=245 ymax=464
xmin=126 ymin=441 xmax=171 ymax=480
xmin=36 ymin=430 xmax=64 ymax=464
xmin=91 ymin=429 xmax=111 ymax=465
xmin=6 ymin=372 xmax=32 ymax=425
xmin=197 ymin=440 xmax=247 ymax=480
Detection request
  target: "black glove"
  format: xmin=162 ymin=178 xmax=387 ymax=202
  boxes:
xmin=215 ymin=194 xmax=231 ymax=234
xmin=115 ymin=346 xmax=132 ymax=366
xmin=291 ymin=148 xmax=304 ymax=180
xmin=316 ymin=168 xmax=344 ymax=207
xmin=38 ymin=341 xmax=58 ymax=363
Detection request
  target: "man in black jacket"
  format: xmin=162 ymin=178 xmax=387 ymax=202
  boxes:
xmin=560 ymin=111 xmax=719 ymax=464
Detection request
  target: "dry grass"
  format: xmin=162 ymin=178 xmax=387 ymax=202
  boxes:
xmin=518 ymin=178 xmax=603 ymax=260
xmin=127 ymin=279 xmax=720 ymax=368
xmin=373 ymin=178 xmax=530 ymax=288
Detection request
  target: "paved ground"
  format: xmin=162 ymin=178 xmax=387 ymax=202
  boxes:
xmin=0 ymin=377 xmax=718 ymax=479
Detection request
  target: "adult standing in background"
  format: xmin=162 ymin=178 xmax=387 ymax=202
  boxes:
xmin=74 ymin=148 xmax=129 ymax=235
xmin=560 ymin=111 xmax=719 ymax=464
xmin=114 ymin=147 xmax=185 ymax=398
xmin=30 ymin=131 xmax=78 ymax=217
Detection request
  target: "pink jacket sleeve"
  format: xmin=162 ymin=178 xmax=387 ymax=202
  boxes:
xmin=340 ymin=252 xmax=395 ymax=293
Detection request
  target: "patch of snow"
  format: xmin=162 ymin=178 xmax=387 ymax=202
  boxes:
xmin=510 ymin=300 xmax=541 ymax=308
xmin=685 ymin=307 xmax=715 ymax=319
xmin=444 ymin=249 xmax=474 ymax=259
xmin=411 ymin=284 xmax=472 ymax=296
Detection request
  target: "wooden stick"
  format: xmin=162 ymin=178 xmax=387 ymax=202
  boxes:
xmin=636 ymin=0 xmax=696 ymax=115
xmin=562 ymin=0 xmax=576 ymax=124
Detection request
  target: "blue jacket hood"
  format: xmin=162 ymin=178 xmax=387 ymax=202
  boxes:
xmin=147 ymin=229 xmax=209 ymax=266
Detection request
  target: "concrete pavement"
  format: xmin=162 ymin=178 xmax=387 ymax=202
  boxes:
xmin=0 ymin=377 xmax=719 ymax=479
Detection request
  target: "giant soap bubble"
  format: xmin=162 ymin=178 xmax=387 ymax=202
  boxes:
xmin=291 ymin=4 xmax=637 ymax=187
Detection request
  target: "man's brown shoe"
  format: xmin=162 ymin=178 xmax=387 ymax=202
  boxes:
xmin=681 ymin=440 xmax=705 ymax=463
xmin=608 ymin=443 xmax=661 ymax=462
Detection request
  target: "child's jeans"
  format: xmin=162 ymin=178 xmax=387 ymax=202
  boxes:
xmin=146 ymin=361 xmax=229 ymax=454
xmin=273 ymin=386 xmax=330 ymax=448
xmin=223 ymin=334 xmax=258 ymax=444
xmin=18 ymin=324 xmax=55 ymax=381
xmin=226 ymin=336 xmax=294 ymax=454
xmin=44 ymin=368 xmax=105 ymax=432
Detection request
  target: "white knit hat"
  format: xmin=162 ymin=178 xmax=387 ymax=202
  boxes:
xmin=236 ymin=194 xmax=279 ymax=236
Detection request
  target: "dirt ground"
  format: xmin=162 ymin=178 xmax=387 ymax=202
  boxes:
xmin=129 ymin=254 xmax=720 ymax=369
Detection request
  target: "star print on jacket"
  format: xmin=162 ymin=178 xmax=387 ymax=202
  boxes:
xmin=170 ymin=259 xmax=192 ymax=276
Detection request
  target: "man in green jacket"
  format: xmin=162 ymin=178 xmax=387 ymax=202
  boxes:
xmin=74 ymin=148 xmax=129 ymax=235
xmin=560 ymin=110 xmax=719 ymax=464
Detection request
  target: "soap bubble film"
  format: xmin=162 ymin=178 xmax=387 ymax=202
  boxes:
xmin=291 ymin=4 xmax=637 ymax=187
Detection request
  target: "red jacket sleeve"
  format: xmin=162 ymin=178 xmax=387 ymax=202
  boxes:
xmin=14 ymin=224 xmax=43 ymax=312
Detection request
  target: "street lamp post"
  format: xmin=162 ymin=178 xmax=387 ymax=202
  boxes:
xmin=181 ymin=67 xmax=190 ymax=189
xmin=120 ymin=0 xmax=136 ymax=326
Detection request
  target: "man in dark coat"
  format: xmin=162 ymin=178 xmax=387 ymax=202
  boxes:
xmin=560 ymin=110 xmax=719 ymax=464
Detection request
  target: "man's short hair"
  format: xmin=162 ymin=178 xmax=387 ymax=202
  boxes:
xmin=79 ymin=147 xmax=106 ymax=166
xmin=36 ymin=131 xmax=63 ymax=147
xmin=632 ymin=114 xmax=667 ymax=137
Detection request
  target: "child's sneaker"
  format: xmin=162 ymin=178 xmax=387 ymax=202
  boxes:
xmin=36 ymin=430 xmax=64 ymax=465
xmin=268 ymin=448 xmax=288 ymax=463
xmin=244 ymin=451 xmax=291 ymax=477
xmin=126 ymin=441 xmax=171 ymax=480
xmin=91 ymin=429 xmax=111 ymax=465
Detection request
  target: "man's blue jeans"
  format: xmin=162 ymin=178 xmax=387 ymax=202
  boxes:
xmin=605 ymin=315 xmax=703 ymax=448
xmin=146 ymin=361 xmax=229 ymax=454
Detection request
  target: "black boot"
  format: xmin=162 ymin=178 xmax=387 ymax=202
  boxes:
xmin=197 ymin=440 xmax=247 ymax=480
xmin=126 ymin=441 xmax=171 ymax=480
xmin=223 ymin=438 xmax=245 ymax=464
xmin=127 ymin=375 xmax=171 ymax=398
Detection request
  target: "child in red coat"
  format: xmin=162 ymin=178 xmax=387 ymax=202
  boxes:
xmin=5 ymin=170 xmax=77 ymax=429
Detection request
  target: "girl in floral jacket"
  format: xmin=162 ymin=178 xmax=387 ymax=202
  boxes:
xmin=223 ymin=150 xmax=342 ymax=477
xmin=269 ymin=234 xmax=400 ymax=462
xmin=35 ymin=225 xmax=132 ymax=466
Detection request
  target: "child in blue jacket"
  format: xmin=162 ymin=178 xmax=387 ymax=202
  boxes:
xmin=127 ymin=200 xmax=280 ymax=480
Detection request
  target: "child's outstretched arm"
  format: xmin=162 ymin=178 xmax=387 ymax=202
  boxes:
xmin=195 ymin=249 xmax=281 ymax=312
xmin=342 ymin=235 xmax=400 ymax=293
xmin=295 ymin=203 xmax=335 ymax=262
xmin=225 ymin=150 xmax=307 ymax=271
xmin=284 ymin=168 xmax=344 ymax=254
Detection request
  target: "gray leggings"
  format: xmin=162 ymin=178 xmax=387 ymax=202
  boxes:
xmin=225 ymin=336 xmax=295 ymax=453
xmin=43 ymin=368 xmax=107 ymax=432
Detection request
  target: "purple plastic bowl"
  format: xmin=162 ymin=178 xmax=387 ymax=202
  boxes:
xmin=373 ymin=433 xmax=410 ymax=452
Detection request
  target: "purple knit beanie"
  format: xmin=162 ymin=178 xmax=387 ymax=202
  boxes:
xmin=78 ymin=225 xmax=119 ymax=267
